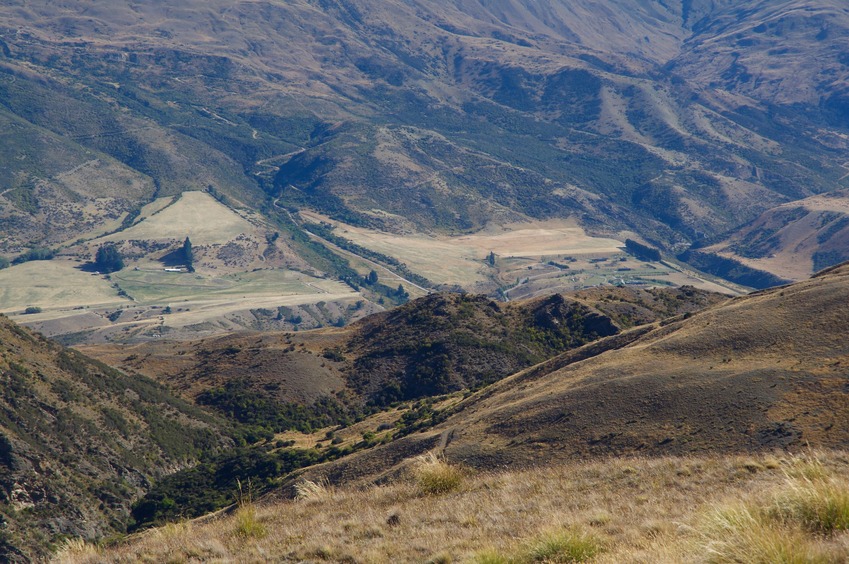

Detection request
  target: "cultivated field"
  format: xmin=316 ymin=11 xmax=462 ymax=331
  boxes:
xmin=110 ymin=268 xmax=347 ymax=304
xmin=0 ymin=191 xmax=368 ymax=342
xmin=302 ymin=212 xmax=742 ymax=295
xmin=500 ymin=255 xmax=740 ymax=300
xmin=3 ymin=260 xmax=359 ymax=342
xmin=303 ymin=212 xmax=624 ymax=285
xmin=0 ymin=259 xmax=127 ymax=314
xmin=101 ymin=191 xmax=256 ymax=245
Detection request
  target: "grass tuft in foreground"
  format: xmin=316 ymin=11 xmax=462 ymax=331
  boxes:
xmin=700 ymin=456 xmax=849 ymax=563
xmin=295 ymin=478 xmax=332 ymax=502
xmin=769 ymin=459 xmax=849 ymax=535
xmin=234 ymin=480 xmax=267 ymax=539
xmin=523 ymin=528 xmax=604 ymax=563
xmin=413 ymin=452 xmax=465 ymax=496
xmin=702 ymin=506 xmax=837 ymax=564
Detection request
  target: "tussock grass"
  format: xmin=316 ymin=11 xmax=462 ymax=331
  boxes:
xmin=59 ymin=451 xmax=849 ymax=563
xmin=770 ymin=464 xmax=849 ymax=534
xmin=295 ymin=478 xmax=332 ymax=502
xmin=233 ymin=480 xmax=266 ymax=539
xmin=233 ymin=503 xmax=266 ymax=539
xmin=522 ymin=528 xmax=604 ymax=563
xmin=701 ymin=506 xmax=837 ymax=564
xmin=53 ymin=539 xmax=101 ymax=564
xmin=699 ymin=455 xmax=849 ymax=564
xmin=414 ymin=452 xmax=465 ymax=495
xmin=473 ymin=528 xmax=603 ymax=563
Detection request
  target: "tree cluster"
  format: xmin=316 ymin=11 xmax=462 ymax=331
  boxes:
xmin=183 ymin=237 xmax=195 ymax=272
xmin=624 ymin=239 xmax=661 ymax=262
xmin=94 ymin=243 xmax=124 ymax=273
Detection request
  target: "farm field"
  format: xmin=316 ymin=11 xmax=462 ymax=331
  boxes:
xmin=499 ymin=255 xmax=741 ymax=300
xmin=2 ymin=260 xmax=360 ymax=343
xmin=101 ymin=191 xmax=257 ymax=245
xmin=110 ymin=268 xmax=348 ymax=303
xmin=301 ymin=212 xmax=742 ymax=295
xmin=302 ymin=212 xmax=624 ymax=285
xmin=0 ymin=259 xmax=127 ymax=314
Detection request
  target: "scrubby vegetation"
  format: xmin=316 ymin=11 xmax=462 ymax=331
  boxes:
xmin=0 ymin=317 xmax=238 ymax=560
xmin=12 ymin=247 xmax=55 ymax=265
xmin=130 ymin=446 xmax=327 ymax=529
xmin=347 ymin=293 xmax=618 ymax=407
xmin=93 ymin=242 xmax=124 ymax=273
xmin=624 ymin=238 xmax=662 ymax=262
xmin=303 ymin=221 xmax=433 ymax=290
xmin=197 ymin=379 xmax=355 ymax=434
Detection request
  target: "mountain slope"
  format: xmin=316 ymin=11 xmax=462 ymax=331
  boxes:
xmin=692 ymin=189 xmax=849 ymax=281
xmin=0 ymin=315 xmax=236 ymax=561
xmin=444 ymin=262 xmax=849 ymax=462
xmin=0 ymin=0 xmax=847 ymax=262
xmin=81 ymin=287 xmax=725 ymax=419
xmin=292 ymin=261 xmax=849 ymax=486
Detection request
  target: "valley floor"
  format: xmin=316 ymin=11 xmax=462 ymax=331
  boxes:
xmin=56 ymin=450 xmax=849 ymax=563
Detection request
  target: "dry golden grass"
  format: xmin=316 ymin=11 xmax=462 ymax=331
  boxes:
xmin=300 ymin=211 xmax=623 ymax=287
xmin=233 ymin=480 xmax=267 ymax=540
xmin=413 ymin=452 xmax=466 ymax=496
xmin=100 ymin=191 xmax=256 ymax=246
xmin=294 ymin=478 xmax=333 ymax=503
xmin=698 ymin=457 xmax=849 ymax=563
xmin=53 ymin=451 xmax=849 ymax=563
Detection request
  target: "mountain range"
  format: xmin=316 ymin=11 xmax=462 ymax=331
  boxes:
xmin=1 ymin=1 xmax=848 ymax=278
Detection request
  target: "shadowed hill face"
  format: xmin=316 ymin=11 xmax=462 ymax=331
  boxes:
xmin=344 ymin=292 xmax=619 ymax=404
xmin=695 ymin=189 xmax=849 ymax=282
xmin=0 ymin=316 xmax=235 ymax=562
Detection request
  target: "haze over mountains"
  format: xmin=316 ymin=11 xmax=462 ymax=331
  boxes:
xmin=1 ymin=0 xmax=848 ymax=278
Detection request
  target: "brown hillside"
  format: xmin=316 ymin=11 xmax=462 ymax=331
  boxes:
xmin=2 ymin=0 xmax=848 ymax=256
xmin=701 ymin=189 xmax=849 ymax=281
xmin=293 ymin=263 xmax=849 ymax=486
xmin=80 ymin=287 xmax=725 ymax=413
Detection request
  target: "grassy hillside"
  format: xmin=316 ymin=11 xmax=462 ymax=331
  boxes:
xmin=89 ymin=263 xmax=834 ymax=559
xmin=384 ymin=262 xmax=849 ymax=470
xmin=59 ymin=451 xmax=849 ymax=563
xmin=82 ymin=286 xmax=725 ymax=528
xmin=83 ymin=286 xmax=725 ymax=418
xmin=0 ymin=315 xmax=238 ymax=561
xmin=16 ymin=264 xmax=849 ymax=559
